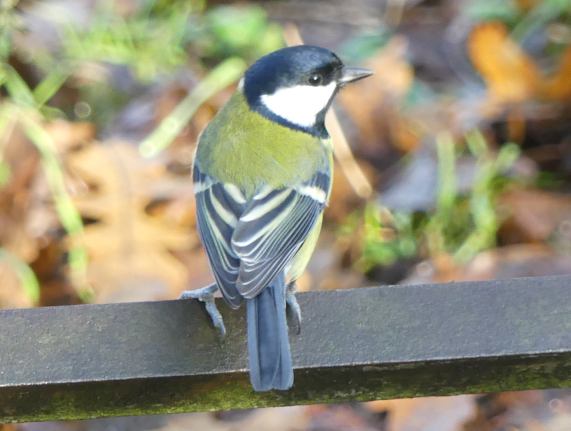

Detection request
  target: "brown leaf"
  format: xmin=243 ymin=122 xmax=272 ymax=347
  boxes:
xmin=306 ymin=404 xmax=387 ymax=431
xmin=541 ymin=46 xmax=571 ymax=102
xmin=0 ymin=262 xmax=33 ymax=309
xmin=468 ymin=245 xmax=571 ymax=280
xmin=468 ymin=22 xmax=541 ymax=104
xmin=31 ymin=240 xmax=80 ymax=306
xmin=367 ymin=395 xmax=476 ymax=431
xmin=67 ymin=142 xmax=197 ymax=302
xmin=469 ymin=22 xmax=571 ymax=105
xmin=463 ymin=390 xmax=571 ymax=431
xmin=338 ymin=36 xmax=419 ymax=159
xmin=499 ymin=189 xmax=571 ymax=243
xmin=0 ymin=124 xmax=41 ymax=262
xmin=45 ymin=120 xmax=95 ymax=153
xmin=404 ymin=243 xmax=571 ymax=284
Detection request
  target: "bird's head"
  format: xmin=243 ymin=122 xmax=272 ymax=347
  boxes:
xmin=242 ymin=45 xmax=372 ymax=137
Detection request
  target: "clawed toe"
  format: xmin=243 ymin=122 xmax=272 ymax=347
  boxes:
xmin=286 ymin=282 xmax=302 ymax=335
xmin=180 ymin=284 xmax=226 ymax=338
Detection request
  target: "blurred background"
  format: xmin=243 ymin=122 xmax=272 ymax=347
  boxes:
xmin=1 ymin=0 xmax=571 ymax=429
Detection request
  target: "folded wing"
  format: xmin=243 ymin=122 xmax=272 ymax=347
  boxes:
xmin=194 ymin=164 xmax=245 ymax=308
xmin=194 ymin=162 xmax=330 ymax=305
xmin=232 ymin=171 xmax=330 ymax=299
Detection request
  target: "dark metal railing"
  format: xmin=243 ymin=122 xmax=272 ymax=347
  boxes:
xmin=1 ymin=275 xmax=570 ymax=422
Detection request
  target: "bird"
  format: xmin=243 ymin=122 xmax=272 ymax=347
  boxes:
xmin=180 ymin=45 xmax=372 ymax=391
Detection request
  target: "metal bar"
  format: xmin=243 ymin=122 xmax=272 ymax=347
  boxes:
xmin=1 ymin=275 xmax=571 ymax=423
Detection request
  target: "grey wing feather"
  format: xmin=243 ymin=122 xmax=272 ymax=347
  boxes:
xmin=194 ymin=164 xmax=244 ymax=308
xmin=231 ymin=170 xmax=330 ymax=299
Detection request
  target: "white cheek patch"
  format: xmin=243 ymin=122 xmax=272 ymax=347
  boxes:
xmin=260 ymin=82 xmax=336 ymax=128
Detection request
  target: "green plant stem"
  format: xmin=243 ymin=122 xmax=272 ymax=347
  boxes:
xmin=426 ymin=132 xmax=457 ymax=256
xmin=2 ymin=66 xmax=92 ymax=301
xmin=0 ymin=248 xmax=40 ymax=304
xmin=139 ymin=57 xmax=247 ymax=158
xmin=4 ymin=66 xmax=37 ymax=107
xmin=20 ymin=113 xmax=92 ymax=302
xmin=454 ymin=133 xmax=520 ymax=263
xmin=436 ymin=132 xmax=457 ymax=216
xmin=33 ymin=69 xmax=71 ymax=107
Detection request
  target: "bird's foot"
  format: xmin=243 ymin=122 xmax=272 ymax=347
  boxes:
xmin=180 ymin=284 xmax=226 ymax=338
xmin=286 ymin=282 xmax=302 ymax=335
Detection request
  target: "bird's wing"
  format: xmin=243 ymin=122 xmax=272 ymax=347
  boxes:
xmin=193 ymin=164 xmax=245 ymax=308
xmin=232 ymin=170 xmax=330 ymax=299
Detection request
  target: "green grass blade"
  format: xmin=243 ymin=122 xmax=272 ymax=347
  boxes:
xmin=435 ymin=132 xmax=457 ymax=216
xmin=0 ymin=248 xmax=41 ymax=304
xmin=20 ymin=114 xmax=93 ymax=301
xmin=33 ymin=69 xmax=71 ymax=107
xmin=4 ymin=66 xmax=37 ymax=107
xmin=139 ymin=57 xmax=247 ymax=158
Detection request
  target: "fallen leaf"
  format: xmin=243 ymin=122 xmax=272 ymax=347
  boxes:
xmin=0 ymin=261 xmax=33 ymax=309
xmin=405 ymin=244 xmax=571 ymax=284
xmin=306 ymin=404 xmax=387 ymax=431
xmin=469 ymin=22 xmax=571 ymax=109
xmin=45 ymin=120 xmax=95 ymax=153
xmin=468 ymin=22 xmax=541 ymax=104
xmin=463 ymin=390 xmax=571 ymax=431
xmin=541 ymin=46 xmax=571 ymax=102
xmin=338 ymin=36 xmax=419 ymax=160
xmin=367 ymin=395 xmax=476 ymax=431
xmin=67 ymin=141 xmax=197 ymax=302
xmin=499 ymin=189 xmax=571 ymax=243
xmin=0 ymin=123 xmax=42 ymax=262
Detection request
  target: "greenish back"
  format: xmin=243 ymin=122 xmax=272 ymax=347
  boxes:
xmin=196 ymin=92 xmax=331 ymax=198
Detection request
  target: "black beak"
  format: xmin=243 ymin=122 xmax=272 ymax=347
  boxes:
xmin=338 ymin=66 xmax=373 ymax=86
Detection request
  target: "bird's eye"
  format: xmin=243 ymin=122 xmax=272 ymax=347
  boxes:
xmin=308 ymin=74 xmax=323 ymax=86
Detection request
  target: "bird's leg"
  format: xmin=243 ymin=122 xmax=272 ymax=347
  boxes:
xmin=179 ymin=284 xmax=226 ymax=338
xmin=286 ymin=282 xmax=302 ymax=335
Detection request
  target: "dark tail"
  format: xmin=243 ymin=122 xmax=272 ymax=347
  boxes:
xmin=246 ymin=273 xmax=293 ymax=391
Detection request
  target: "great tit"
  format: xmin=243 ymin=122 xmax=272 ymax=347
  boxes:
xmin=184 ymin=45 xmax=372 ymax=391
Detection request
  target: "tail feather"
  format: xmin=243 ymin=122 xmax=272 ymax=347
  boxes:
xmin=246 ymin=273 xmax=293 ymax=391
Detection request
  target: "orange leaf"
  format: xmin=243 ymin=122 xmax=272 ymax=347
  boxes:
xmin=541 ymin=45 xmax=571 ymax=101
xmin=468 ymin=22 xmax=541 ymax=103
